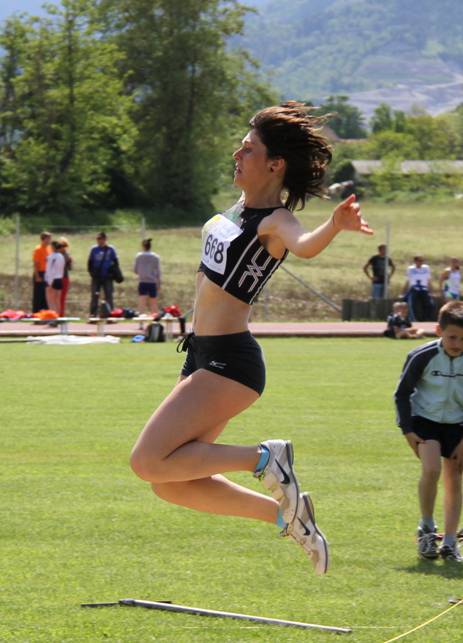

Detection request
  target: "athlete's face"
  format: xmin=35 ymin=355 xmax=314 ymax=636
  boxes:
xmin=437 ymin=323 xmax=463 ymax=358
xmin=232 ymin=130 xmax=273 ymax=188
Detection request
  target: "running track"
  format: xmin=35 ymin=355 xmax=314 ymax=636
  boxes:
xmin=0 ymin=320 xmax=438 ymax=338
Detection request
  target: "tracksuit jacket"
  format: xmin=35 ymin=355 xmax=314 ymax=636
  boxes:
xmin=394 ymin=339 xmax=463 ymax=434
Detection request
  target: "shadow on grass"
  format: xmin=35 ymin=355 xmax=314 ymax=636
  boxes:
xmin=399 ymin=559 xmax=463 ymax=579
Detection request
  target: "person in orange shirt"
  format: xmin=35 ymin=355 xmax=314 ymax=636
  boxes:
xmin=32 ymin=231 xmax=52 ymax=312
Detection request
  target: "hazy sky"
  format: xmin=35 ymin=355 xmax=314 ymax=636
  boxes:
xmin=0 ymin=1 xmax=263 ymax=24
xmin=0 ymin=0 xmax=269 ymax=25
xmin=1 ymin=1 xmax=58 ymax=23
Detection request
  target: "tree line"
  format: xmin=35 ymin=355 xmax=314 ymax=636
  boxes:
xmin=0 ymin=0 xmax=274 ymax=222
xmin=323 ymin=98 xmax=463 ymax=200
xmin=1 ymin=1 xmax=462 ymax=222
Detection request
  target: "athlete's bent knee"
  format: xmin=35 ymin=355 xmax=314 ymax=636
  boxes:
xmin=130 ymin=446 xmax=165 ymax=482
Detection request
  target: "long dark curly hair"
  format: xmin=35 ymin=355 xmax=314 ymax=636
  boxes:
xmin=249 ymin=101 xmax=332 ymax=211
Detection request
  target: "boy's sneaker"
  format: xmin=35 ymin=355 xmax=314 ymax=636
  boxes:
xmin=416 ymin=526 xmax=438 ymax=560
xmin=440 ymin=543 xmax=463 ymax=562
xmin=283 ymin=492 xmax=329 ymax=576
xmin=254 ymin=439 xmax=299 ymax=523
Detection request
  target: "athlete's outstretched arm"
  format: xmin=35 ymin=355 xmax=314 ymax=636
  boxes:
xmin=267 ymin=195 xmax=373 ymax=259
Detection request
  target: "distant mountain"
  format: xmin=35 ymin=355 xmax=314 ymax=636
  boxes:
xmin=3 ymin=1 xmax=463 ymax=120
xmin=240 ymin=0 xmax=463 ymax=120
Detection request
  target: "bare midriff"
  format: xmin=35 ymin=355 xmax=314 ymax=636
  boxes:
xmin=193 ymin=272 xmax=251 ymax=336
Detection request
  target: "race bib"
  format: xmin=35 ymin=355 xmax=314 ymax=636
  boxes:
xmin=201 ymin=214 xmax=242 ymax=275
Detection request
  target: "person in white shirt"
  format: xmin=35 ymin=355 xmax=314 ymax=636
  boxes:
xmin=439 ymin=257 xmax=461 ymax=300
xmin=402 ymin=255 xmax=435 ymax=321
xmin=45 ymin=241 xmax=65 ymax=313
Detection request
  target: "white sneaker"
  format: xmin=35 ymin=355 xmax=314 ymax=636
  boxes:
xmin=255 ymin=439 xmax=300 ymax=523
xmin=283 ymin=492 xmax=329 ymax=575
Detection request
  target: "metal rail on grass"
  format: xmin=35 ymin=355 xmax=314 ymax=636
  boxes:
xmin=82 ymin=598 xmax=352 ymax=633
xmin=280 ymin=265 xmax=342 ymax=313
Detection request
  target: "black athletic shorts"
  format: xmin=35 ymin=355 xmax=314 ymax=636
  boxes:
xmin=50 ymin=278 xmax=63 ymax=290
xmin=178 ymin=331 xmax=266 ymax=395
xmin=412 ymin=416 xmax=463 ymax=458
xmin=138 ymin=282 xmax=157 ymax=297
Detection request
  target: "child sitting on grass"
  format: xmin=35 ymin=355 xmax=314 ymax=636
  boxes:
xmin=385 ymin=302 xmax=425 ymax=339
xmin=394 ymin=301 xmax=463 ymax=561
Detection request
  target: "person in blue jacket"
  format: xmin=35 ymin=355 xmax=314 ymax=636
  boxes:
xmin=87 ymin=231 xmax=119 ymax=315
xmin=394 ymin=300 xmax=463 ymax=562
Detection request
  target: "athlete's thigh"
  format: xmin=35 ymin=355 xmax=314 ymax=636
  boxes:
xmin=174 ymin=374 xmax=228 ymax=443
xmin=418 ymin=440 xmax=442 ymax=472
xmin=442 ymin=455 xmax=462 ymax=482
xmin=134 ymin=369 xmax=259 ymax=458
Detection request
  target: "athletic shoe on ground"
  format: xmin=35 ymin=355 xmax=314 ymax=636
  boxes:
xmin=440 ymin=543 xmax=463 ymax=562
xmin=283 ymin=492 xmax=329 ymax=575
xmin=416 ymin=526 xmax=438 ymax=560
xmin=255 ymin=439 xmax=299 ymax=523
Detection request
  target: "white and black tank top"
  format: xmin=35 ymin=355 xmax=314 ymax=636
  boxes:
xmin=198 ymin=202 xmax=288 ymax=305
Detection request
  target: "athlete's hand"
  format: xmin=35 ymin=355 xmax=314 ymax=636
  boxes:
xmin=332 ymin=194 xmax=373 ymax=235
xmin=450 ymin=441 xmax=463 ymax=471
xmin=405 ymin=432 xmax=425 ymax=458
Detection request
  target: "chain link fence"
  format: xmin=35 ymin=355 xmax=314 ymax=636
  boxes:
xmin=0 ymin=215 xmax=150 ymax=315
xmin=0 ymin=214 xmax=346 ymax=321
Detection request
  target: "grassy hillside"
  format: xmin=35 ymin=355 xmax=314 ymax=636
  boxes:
xmin=1 ymin=199 xmax=462 ymax=321
xmin=241 ymin=0 xmax=463 ymax=104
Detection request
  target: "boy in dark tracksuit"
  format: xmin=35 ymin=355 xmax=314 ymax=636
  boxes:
xmin=394 ymin=301 xmax=463 ymax=561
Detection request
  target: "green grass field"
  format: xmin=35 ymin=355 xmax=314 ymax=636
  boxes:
xmin=2 ymin=338 xmax=462 ymax=642
xmin=1 ymin=199 xmax=462 ymax=320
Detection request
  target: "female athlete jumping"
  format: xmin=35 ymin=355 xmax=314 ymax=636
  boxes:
xmin=131 ymin=102 xmax=373 ymax=575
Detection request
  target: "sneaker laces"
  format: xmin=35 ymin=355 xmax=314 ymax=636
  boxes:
xmin=280 ymin=525 xmax=319 ymax=564
xmin=419 ymin=532 xmax=437 ymax=554
xmin=419 ymin=532 xmax=436 ymax=544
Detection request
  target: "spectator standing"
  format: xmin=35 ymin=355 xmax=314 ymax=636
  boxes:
xmin=363 ymin=243 xmax=395 ymax=299
xmin=32 ymin=231 xmax=51 ymax=312
xmin=45 ymin=241 xmax=65 ymax=313
xmin=58 ymin=237 xmax=73 ymax=316
xmin=134 ymin=238 xmax=162 ymax=315
xmin=440 ymin=258 xmax=461 ymax=300
xmin=403 ymin=255 xmax=435 ymax=321
xmin=87 ymin=232 xmax=119 ymax=315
